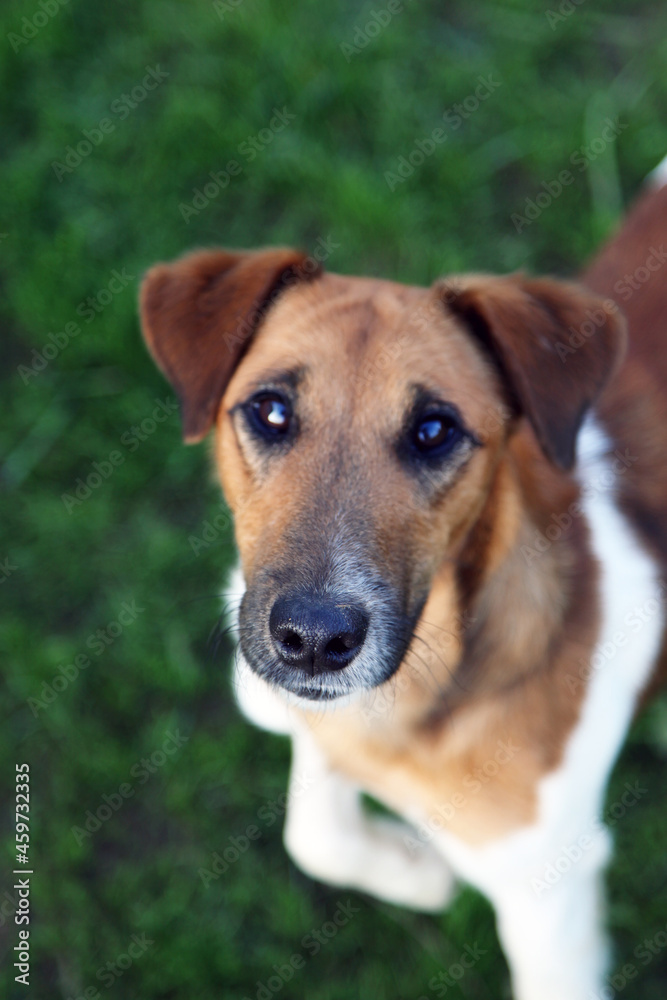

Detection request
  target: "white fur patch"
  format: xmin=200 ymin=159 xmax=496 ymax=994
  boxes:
xmin=223 ymin=563 xmax=294 ymax=734
xmin=232 ymin=652 xmax=295 ymax=735
xmin=427 ymin=418 xmax=664 ymax=999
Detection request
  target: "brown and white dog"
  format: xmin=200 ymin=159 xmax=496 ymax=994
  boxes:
xmin=139 ymin=160 xmax=667 ymax=1000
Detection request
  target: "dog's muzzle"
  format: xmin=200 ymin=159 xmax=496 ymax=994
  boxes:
xmin=237 ymin=555 xmax=421 ymax=701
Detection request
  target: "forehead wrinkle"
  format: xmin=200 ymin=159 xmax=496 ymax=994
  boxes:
xmin=307 ymin=295 xmax=380 ymax=353
xmin=263 ymin=274 xmax=425 ymax=369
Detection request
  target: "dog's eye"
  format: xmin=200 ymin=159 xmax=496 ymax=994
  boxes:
xmin=248 ymin=393 xmax=291 ymax=437
xmin=412 ymin=412 xmax=463 ymax=456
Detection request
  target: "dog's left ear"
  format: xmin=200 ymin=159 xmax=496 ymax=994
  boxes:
xmin=440 ymin=274 xmax=627 ymax=470
xmin=139 ymin=247 xmax=319 ymax=443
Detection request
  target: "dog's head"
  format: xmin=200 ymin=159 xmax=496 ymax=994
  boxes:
xmin=140 ymin=247 xmax=625 ymax=701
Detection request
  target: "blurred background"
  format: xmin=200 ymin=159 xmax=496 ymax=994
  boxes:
xmin=2 ymin=1 xmax=667 ymax=997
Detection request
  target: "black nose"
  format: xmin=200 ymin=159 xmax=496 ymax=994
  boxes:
xmin=269 ymin=594 xmax=369 ymax=675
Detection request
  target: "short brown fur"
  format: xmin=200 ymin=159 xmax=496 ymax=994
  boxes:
xmin=139 ymin=186 xmax=666 ymax=845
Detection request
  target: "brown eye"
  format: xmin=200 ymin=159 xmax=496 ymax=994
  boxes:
xmin=249 ymin=393 xmax=291 ymax=437
xmin=412 ymin=413 xmax=462 ymax=455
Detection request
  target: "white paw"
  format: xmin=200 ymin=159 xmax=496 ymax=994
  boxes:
xmin=285 ymin=813 xmax=456 ymax=913
xmin=360 ymin=817 xmax=456 ymax=912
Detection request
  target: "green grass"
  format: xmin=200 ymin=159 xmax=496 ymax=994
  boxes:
xmin=2 ymin=0 xmax=667 ymax=996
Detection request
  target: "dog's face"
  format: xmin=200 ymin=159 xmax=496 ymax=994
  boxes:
xmin=217 ymin=274 xmax=509 ymax=699
xmin=140 ymin=248 xmax=624 ymax=701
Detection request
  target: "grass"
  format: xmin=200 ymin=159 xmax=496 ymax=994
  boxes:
xmin=2 ymin=0 xmax=667 ymax=996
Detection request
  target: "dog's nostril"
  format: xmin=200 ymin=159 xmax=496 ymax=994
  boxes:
xmin=280 ymin=630 xmax=303 ymax=652
xmin=325 ymin=635 xmax=354 ymax=657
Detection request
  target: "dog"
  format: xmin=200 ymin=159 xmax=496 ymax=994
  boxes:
xmin=138 ymin=158 xmax=667 ymax=1000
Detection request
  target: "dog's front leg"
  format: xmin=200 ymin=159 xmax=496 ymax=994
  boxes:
xmin=284 ymin=727 xmax=455 ymax=912
xmin=442 ymin=820 xmax=612 ymax=1000
xmin=492 ymin=857 xmax=610 ymax=1000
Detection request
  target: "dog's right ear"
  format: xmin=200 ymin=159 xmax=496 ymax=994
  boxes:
xmin=139 ymin=247 xmax=319 ymax=443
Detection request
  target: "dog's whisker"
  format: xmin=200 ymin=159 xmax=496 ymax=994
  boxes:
xmin=413 ymin=624 xmax=471 ymax=694
xmin=410 ymin=632 xmax=459 ymax=684
xmin=404 ymin=642 xmax=451 ymax=699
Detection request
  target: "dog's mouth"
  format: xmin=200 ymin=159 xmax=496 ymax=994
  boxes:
xmin=249 ymin=652 xmax=398 ymax=702
xmin=240 ymin=637 xmax=410 ymax=703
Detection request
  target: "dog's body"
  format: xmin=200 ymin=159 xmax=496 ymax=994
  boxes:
xmin=140 ymin=162 xmax=667 ymax=1000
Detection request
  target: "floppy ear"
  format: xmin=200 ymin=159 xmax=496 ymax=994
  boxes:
xmin=439 ymin=274 xmax=627 ymax=469
xmin=139 ymin=247 xmax=320 ymax=443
